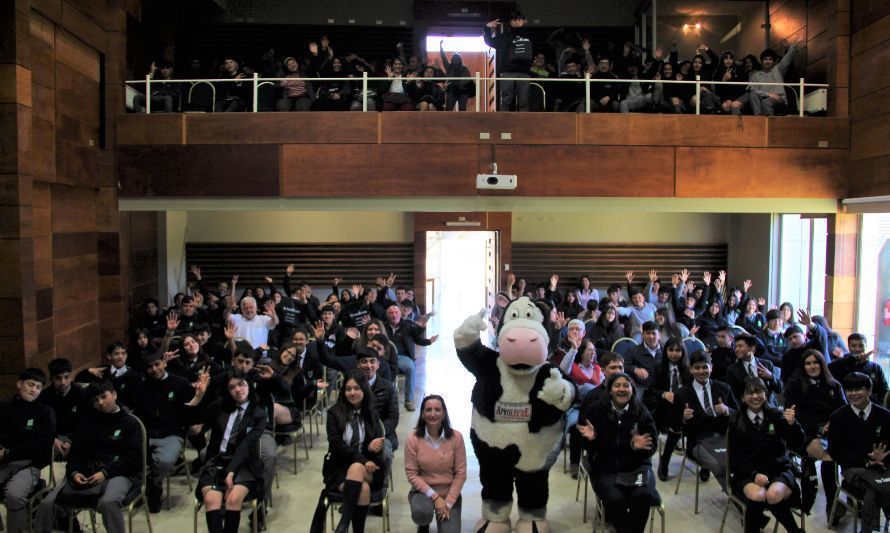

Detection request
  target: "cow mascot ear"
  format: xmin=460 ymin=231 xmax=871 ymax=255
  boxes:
xmin=533 ymin=299 xmax=552 ymax=332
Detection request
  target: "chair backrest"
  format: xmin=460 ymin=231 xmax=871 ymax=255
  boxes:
xmin=612 ymin=337 xmax=637 ymax=357
xmin=683 ymin=336 xmax=706 ymax=355
xmin=729 ymin=325 xmax=747 ymax=338
xmin=128 ymin=413 xmax=149 ymax=491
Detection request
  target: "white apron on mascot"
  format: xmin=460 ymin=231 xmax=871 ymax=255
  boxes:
xmin=454 ymin=297 xmax=576 ymax=533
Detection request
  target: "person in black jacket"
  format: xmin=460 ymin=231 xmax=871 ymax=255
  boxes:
xmin=728 ymin=377 xmax=805 ymax=533
xmin=578 ymin=372 xmax=659 ymax=533
xmin=75 ymin=342 xmax=142 ymax=409
xmin=783 ymin=349 xmax=846 ymax=516
xmin=129 ymin=351 xmax=195 ymax=512
xmin=709 ymin=326 xmax=737 ymax=382
xmin=644 ymin=338 xmax=690 ymax=481
xmin=483 ymin=11 xmax=534 ymax=111
xmin=39 ymin=358 xmax=87 ymax=459
xmin=726 ymin=334 xmax=782 ymax=407
xmin=828 ymin=372 xmax=890 ymax=532
xmin=385 ymin=305 xmax=438 ymax=411
xmin=0 ymin=368 xmax=56 ymax=533
xmin=675 ymin=351 xmax=737 ymax=489
xmin=828 ymin=333 xmax=889 ymax=404
xmin=187 ymin=370 xmax=266 ymax=533
xmin=780 ymin=309 xmax=828 ymax=385
xmin=35 ymin=381 xmax=142 ymax=533
xmin=325 ymin=370 xmax=386 ymax=533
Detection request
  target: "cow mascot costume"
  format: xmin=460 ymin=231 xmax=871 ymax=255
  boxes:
xmin=454 ymin=296 xmax=575 ymax=533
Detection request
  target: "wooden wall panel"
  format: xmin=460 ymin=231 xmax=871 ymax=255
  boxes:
xmin=675 ymin=147 xmax=847 ymax=198
xmin=280 ymin=144 xmax=479 ymax=196
xmin=186 ymin=113 xmax=378 ymax=145
xmin=511 ymin=243 xmax=728 ymax=290
xmin=767 ymin=117 xmax=849 ymax=148
xmin=579 ymin=115 xmax=767 ymax=147
xmin=494 ymin=145 xmax=675 ymax=197
xmin=380 ymin=113 xmax=576 ymax=145
xmin=848 ymin=154 xmax=890 ymax=197
xmin=852 ymin=0 xmax=890 ymax=32
xmin=851 ymin=114 xmax=890 ymax=161
xmin=116 ymin=113 xmax=184 ymax=145
xmin=118 ymin=145 xmax=280 ymax=196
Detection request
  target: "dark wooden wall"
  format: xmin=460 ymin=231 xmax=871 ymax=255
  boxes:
xmin=0 ymin=0 xmax=153 ymax=389
xmin=511 ymin=243 xmax=728 ymax=292
xmin=117 ymin=113 xmax=850 ymax=200
xmin=849 ymin=0 xmax=890 ymax=197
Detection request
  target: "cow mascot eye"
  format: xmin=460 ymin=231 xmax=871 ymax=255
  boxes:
xmin=453 ymin=295 xmax=576 ymax=533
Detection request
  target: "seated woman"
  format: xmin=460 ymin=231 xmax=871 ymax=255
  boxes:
xmin=695 ymin=300 xmax=726 ymax=347
xmin=562 ymin=337 xmax=603 ymax=479
xmin=644 ymin=338 xmax=691 ymax=481
xmin=325 ymin=369 xmax=386 ymax=533
xmin=187 ymin=370 xmax=266 ymax=533
xmin=404 ymin=395 xmax=467 ymax=533
xmin=586 ymin=303 xmax=624 ymax=352
xmin=351 ymin=319 xmax=398 ymax=380
xmin=735 ymin=297 xmax=766 ymax=335
xmin=728 ymin=377 xmax=805 ymax=533
xmin=578 ymin=372 xmax=659 ymax=533
xmin=784 ymin=349 xmax=845 ymax=516
xmin=654 ymin=307 xmax=689 ymax=347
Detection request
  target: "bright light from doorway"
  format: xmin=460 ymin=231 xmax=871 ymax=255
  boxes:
xmin=426 ymin=35 xmax=490 ymax=52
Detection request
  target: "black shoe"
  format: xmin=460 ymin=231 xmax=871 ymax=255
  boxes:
xmin=657 ymin=465 xmax=668 ymax=482
xmin=418 ymin=527 xmax=430 ymax=533
xmin=699 ymin=468 xmax=711 ymax=482
xmin=147 ymin=485 xmax=162 ymax=513
xmin=829 ymin=504 xmax=846 ymax=526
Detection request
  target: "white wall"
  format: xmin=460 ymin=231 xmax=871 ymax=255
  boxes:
xmin=158 ymin=211 xmax=188 ymax=303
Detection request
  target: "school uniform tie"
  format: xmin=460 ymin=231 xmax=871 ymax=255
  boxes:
xmin=670 ymin=368 xmax=679 ymax=393
xmin=753 ymin=414 xmax=762 ymax=427
xmin=349 ymin=411 xmax=361 ymax=451
xmin=859 ymin=410 xmax=867 ymax=422
xmin=747 ymin=362 xmax=756 ymax=377
xmin=702 ymin=385 xmax=715 ymax=417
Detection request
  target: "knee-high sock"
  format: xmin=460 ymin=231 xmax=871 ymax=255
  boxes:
xmin=205 ymin=510 xmax=223 ymax=533
xmin=222 ymin=510 xmax=241 ymax=533
xmin=351 ymin=505 xmax=369 ymax=533
xmin=769 ymin=500 xmax=802 ymax=533
xmin=336 ymin=480 xmax=362 ymax=532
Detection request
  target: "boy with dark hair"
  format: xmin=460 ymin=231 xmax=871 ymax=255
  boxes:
xmin=710 ymin=326 xmax=736 ymax=382
xmin=674 ymin=351 xmax=737 ymax=487
xmin=759 ymin=309 xmax=787 ymax=365
xmin=35 ymin=381 xmax=142 ymax=533
xmin=76 ymin=342 xmax=142 ymax=409
xmin=484 ymin=10 xmax=534 ymax=111
xmin=623 ymin=321 xmax=662 ymax=398
xmin=0 ymin=369 xmax=56 ymax=533
xmin=39 ymin=358 xmax=87 ymax=458
xmin=726 ymin=334 xmax=782 ymax=405
xmin=779 ymin=309 xmax=827 ymax=384
xmin=829 ymin=333 xmax=889 ymax=404
xmin=828 ymin=372 xmax=890 ymax=531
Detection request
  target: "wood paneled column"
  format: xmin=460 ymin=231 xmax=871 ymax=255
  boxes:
xmin=825 ymin=211 xmax=859 ymax=338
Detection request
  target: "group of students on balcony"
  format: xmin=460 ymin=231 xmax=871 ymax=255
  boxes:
xmin=3 ymin=260 xmax=886 ymax=532
xmin=134 ymin=9 xmax=804 ymax=116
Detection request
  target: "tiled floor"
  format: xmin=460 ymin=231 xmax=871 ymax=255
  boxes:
xmin=69 ymin=339 xmax=844 ymax=532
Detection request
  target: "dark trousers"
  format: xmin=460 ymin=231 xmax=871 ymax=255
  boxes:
xmin=472 ymin=431 xmax=549 ymax=512
xmin=591 ymin=471 xmax=657 ymax=533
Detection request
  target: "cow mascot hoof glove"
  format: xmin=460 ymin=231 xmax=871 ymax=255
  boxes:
xmin=454 ymin=297 xmax=575 ymax=533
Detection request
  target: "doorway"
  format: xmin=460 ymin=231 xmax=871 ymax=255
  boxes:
xmin=423 ymin=230 xmax=497 ymax=430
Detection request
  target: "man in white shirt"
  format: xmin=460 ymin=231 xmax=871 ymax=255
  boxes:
xmin=227 ymin=296 xmax=279 ymax=349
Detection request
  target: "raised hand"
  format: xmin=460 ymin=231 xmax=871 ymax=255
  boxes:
xmin=683 ymin=403 xmax=694 ymax=421
xmin=582 ymin=38 xmax=591 ymax=51
xmin=743 ymin=279 xmax=753 ymax=292
xmin=263 ymin=300 xmax=276 ymax=316
xmin=345 ymin=327 xmax=360 ymax=340
xmin=193 ymin=291 xmax=204 ymax=307
xmin=506 ymin=271 xmax=516 ymax=288
xmin=714 ymin=397 xmax=728 ymax=416
xmin=264 ymin=276 xmax=273 ymax=284
xmin=486 ymin=19 xmax=501 ymax=28
xmin=756 ymin=362 xmax=773 ymax=381
xmin=166 ymin=311 xmax=180 ymax=331
xmin=231 ymin=274 xmax=239 ymax=286
xmin=679 ymin=268 xmax=690 ymax=283
xmin=429 ymin=335 xmax=439 ymax=344
xmin=702 ymin=271 xmax=712 ymax=285
xmin=555 ymin=311 xmax=568 ymax=330
xmin=797 ymin=308 xmax=812 ymax=327
xmin=189 ymin=265 xmax=202 ymax=280
xmin=577 ymin=420 xmax=596 ymax=441
xmin=649 ymin=270 xmax=658 ymax=283
xmin=308 ymin=42 xmax=318 ymax=55
xmin=718 ymin=270 xmax=727 ymax=283
xmin=312 ymin=320 xmax=325 ymax=339
xmin=567 ymin=327 xmax=583 ymax=350
xmin=194 ymin=369 xmax=210 ymax=398
xmin=550 ymin=274 xmax=559 ymax=288
xmin=625 ymin=271 xmax=635 ymax=284
xmin=757 ymin=296 xmax=766 ymax=307
xmin=684 ymin=308 xmax=696 ymax=319
xmin=352 ymin=284 xmax=363 ymax=297
xmin=320 ymin=35 xmax=330 ymax=49
xmin=387 ymin=272 xmax=397 ymax=286
xmin=223 ymin=319 xmax=236 ymax=341
xmin=783 ymin=404 xmax=796 ymax=425
xmin=689 ymin=324 xmax=701 ymax=337
xmin=255 ymin=364 xmax=274 ymax=380
xmin=163 ymin=349 xmax=180 ymax=362
xmin=868 ymin=443 xmax=890 ymax=465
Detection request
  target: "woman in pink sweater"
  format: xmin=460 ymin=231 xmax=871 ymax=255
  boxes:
xmin=404 ymin=395 xmax=467 ymax=533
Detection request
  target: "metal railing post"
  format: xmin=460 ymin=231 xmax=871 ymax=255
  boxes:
xmin=695 ymin=75 xmax=701 ymax=115
xmin=799 ymin=77 xmax=805 ymax=117
xmin=585 ymin=73 xmax=591 ymax=113
xmin=145 ymin=74 xmax=151 ymax=114
xmin=362 ymin=71 xmax=368 ymax=112
xmin=475 ymin=72 xmax=481 ymax=112
xmin=252 ymin=72 xmax=259 ymax=112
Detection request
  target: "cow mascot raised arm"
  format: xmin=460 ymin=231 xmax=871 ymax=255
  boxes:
xmin=454 ymin=296 xmax=576 ymax=533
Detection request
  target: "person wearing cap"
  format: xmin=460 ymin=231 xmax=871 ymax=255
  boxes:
xmin=35 ymin=381 xmax=142 ymax=533
xmin=779 ymin=308 xmax=828 ymax=385
xmin=0 ymin=368 xmax=56 ymax=533
xmin=828 ymin=372 xmax=890 ymax=531
xmin=747 ymin=35 xmax=801 ymax=116
xmin=483 ymin=10 xmax=534 ymax=111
